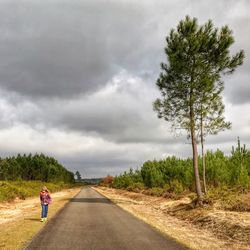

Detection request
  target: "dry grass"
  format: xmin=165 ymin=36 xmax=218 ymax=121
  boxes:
xmin=167 ymin=204 xmax=250 ymax=244
xmin=0 ymin=188 xmax=80 ymax=250
xmin=94 ymin=187 xmax=250 ymax=250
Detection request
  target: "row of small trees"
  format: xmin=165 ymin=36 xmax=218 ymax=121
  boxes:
xmin=0 ymin=153 xmax=75 ymax=183
xmin=112 ymin=139 xmax=250 ymax=192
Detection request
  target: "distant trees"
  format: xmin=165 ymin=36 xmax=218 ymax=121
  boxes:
xmin=0 ymin=154 xmax=75 ymax=183
xmin=112 ymin=169 xmax=143 ymax=189
xmin=112 ymin=140 xmax=250 ymax=192
xmin=154 ymin=16 xmax=244 ymax=203
xmin=75 ymin=171 xmax=82 ymax=181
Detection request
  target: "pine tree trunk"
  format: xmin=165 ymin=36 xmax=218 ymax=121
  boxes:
xmin=201 ymin=114 xmax=207 ymax=194
xmin=190 ymin=108 xmax=203 ymax=204
xmin=201 ymin=135 xmax=207 ymax=194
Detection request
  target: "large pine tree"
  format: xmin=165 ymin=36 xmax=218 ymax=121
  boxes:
xmin=154 ymin=16 xmax=244 ymax=203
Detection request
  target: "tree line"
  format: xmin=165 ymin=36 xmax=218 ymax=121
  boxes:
xmin=112 ymin=139 xmax=250 ymax=193
xmin=0 ymin=153 xmax=75 ymax=183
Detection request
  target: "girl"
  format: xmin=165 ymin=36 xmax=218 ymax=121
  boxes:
xmin=40 ymin=186 xmax=52 ymax=222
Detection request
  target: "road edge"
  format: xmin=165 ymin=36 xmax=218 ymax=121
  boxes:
xmin=91 ymin=186 xmax=190 ymax=250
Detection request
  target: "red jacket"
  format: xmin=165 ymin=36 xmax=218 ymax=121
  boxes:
xmin=40 ymin=191 xmax=51 ymax=205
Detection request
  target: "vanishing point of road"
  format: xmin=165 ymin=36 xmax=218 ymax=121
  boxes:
xmin=26 ymin=187 xmax=187 ymax=250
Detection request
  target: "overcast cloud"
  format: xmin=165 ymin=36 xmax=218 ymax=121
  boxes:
xmin=0 ymin=0 xmax=249 ymax=177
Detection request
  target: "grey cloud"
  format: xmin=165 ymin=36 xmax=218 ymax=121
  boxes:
xmin=227 ymin=84 xmax=250 ymax=105
xmin=13 ymin=75 xmax=175 ymax=144
xmin=59 ymin=155 xmax=138 ymax=177
xmin=224 ymin=68 xmax=250 ymax=104
xmin=0 ymin=1 xmax=113 ymax=98
xmin=0 ymin=0 xmax=249 ymax=103
xmin=0 ymin=71 xmax=186 ymax=145
xmin=58 ymin=141 xmax=192 ymax=178
xmin=0 ymin=0 xmax=163 ymax=99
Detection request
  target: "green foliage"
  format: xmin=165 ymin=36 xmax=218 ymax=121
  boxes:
xmin=153 ymin=16 xmax=244 ymax=202
xmin=236 ymin=167 xmax=250 ymax=189
xmin=140 ymin=157 xmax=194 ymax=190
xmin=0 ymin=153 xmax=75 ymax=183
xmin=141 ymin=161 xmax=165 ymax=188
xmin=112 ymin=140 xmax=250 ymax=196
xmin=0 ymin=182 xmax=24 ymax=201
xmin=127 ymin=182 xmax=145 ymax=192
xmin=144 ymin=187 xmax=165 ymax=197
xmin=169 ymin=179 xmax=185 ymax=194
xmin=0 ymin=180 xmax=74 ymax=202
xmin=112 ymin=169 xmax=143 ymax=189
xmin=154 ymin=16 xmax=244 ymax=133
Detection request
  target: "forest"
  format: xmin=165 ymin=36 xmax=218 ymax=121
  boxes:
xmin=0 ymin=153 xmax=74 ymax=183
xmin=111 ymin=139 xmax=250 ymax=195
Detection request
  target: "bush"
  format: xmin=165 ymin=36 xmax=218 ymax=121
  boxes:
xmin=127 ymin=182 xmax=145 ymax=192
xmin=203 ymin=186 xmax=248 ymax=210
xmin=143 ymin=187 xmax=165 ymax=197
xmin=111 ymin=139 xmax=250 ymax=197
xmin=0 ymin=181 xmax=74 ymax=202
xmin=169 ymin=179 xmax=185 ymax=194
xmin=236 ymin=167 xmax=250 ymax=190
xmin=141 ymin=161 xmax=165 ymax=188
xmin=101 ymin=175 xmax=114 ymax=187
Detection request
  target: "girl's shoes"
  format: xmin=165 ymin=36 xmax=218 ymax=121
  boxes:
xmin=40 ymin=218 xmax=47 ymax=222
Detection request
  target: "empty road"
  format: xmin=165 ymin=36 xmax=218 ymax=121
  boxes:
xmin=26 ymin=187 xmax=187 ymax=250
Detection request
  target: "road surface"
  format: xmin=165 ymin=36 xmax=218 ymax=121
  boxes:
xmin=26 ymin=187 xmax=187 ymax=250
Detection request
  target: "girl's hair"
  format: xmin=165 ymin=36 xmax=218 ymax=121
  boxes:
xmin=42 ymin=186 xmax=49 ymax=192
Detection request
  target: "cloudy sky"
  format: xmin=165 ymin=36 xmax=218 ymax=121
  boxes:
xmin=0 ymin=0 xmax=249 ymax=177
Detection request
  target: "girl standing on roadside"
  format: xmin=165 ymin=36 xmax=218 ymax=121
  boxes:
xmin=40 ymin=186 xmax=52 ymax=222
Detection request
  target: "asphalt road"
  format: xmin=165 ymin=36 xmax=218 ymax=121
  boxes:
xmin=26 ymin=187 xmax=187 ymax=250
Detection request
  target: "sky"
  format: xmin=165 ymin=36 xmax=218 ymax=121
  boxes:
xmin=0 ymin=0 xmax=249 ymax=177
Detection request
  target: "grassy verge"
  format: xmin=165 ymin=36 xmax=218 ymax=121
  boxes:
xmin=0 ymin=181 xmax=77 ymax=202
xmin=203 ymin=186 xmax=250 ymax=211
xmin=0 ymin=187 xmax=80 ymax=250
xmin=105 ymin=183 xmax=250 ymax=212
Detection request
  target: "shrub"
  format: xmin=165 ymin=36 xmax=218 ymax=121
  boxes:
xmin=127 ymin=182 xmax=145 ymax=192
xmin=169 ymin=179 xmax=185 ymax=194
xmin=0 ymin=181 xmax=74 ymax=202
xmin=101 ymin=175 xmax=114 ymax=187
xmin=143 ymin=187 xmax=165 ymax=197
xmin=236 ymin=167 xmax=250 ymax=190
xmin=111 ymin=139 xmax=250 ymax=196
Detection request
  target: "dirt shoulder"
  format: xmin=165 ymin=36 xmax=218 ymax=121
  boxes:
xmin=94 ymin=187 xmax=250 ymax=250
xmin=0 ymin=187 xmax=81 ymax=250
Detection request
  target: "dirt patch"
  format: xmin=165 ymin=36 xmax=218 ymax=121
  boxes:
xmin=94 ymin=187 xmax=250 ymax=250
xmin=0 ymin=189 xmax=76 ymax=225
